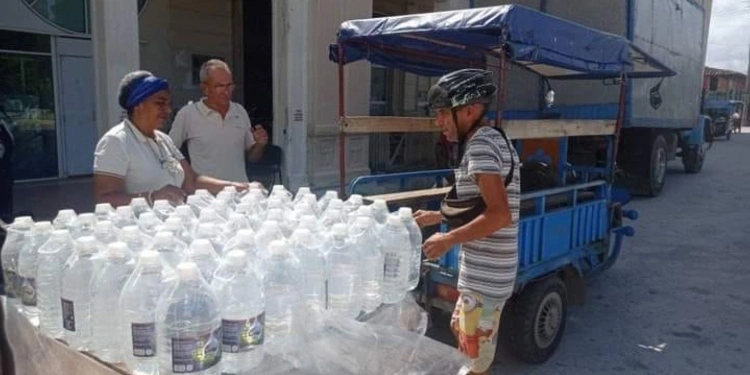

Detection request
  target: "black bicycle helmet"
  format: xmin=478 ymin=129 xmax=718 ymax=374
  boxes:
xmin=427 ymin=69 xmax=497 ymax=110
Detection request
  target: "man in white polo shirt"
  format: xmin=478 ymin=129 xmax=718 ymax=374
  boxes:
xmin=169 ymin=59 xmax=268 ymax=182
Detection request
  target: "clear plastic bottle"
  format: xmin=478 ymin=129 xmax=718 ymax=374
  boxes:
xmin=211 ymin=250 xmax=265 ymax=373
xmin=208 ymin=200 xmax=231 ymax=221
xmin=398 ymin=207 xmax=424 ymax=291
xmin=94 ymin=220 xmax=119 ymax=246
xmin=76 ymin=213 xmax=98 ymax=239
xmin=195 ymin=189 xmax=216 ymax=206
xmin=380 ymin=216 xmax=411 ymax=304
xmin=152 ymin=200 xmax=175 ymax=222
xmin=182 ymin=239 xmax=220 ymax=283
xmin=224 ymin=213 xmax=252 ymax=236
xmin=234 ymin=202 xmax=262 ymax=231
xmin=1 ymin=217 xmax=32 ymax=303
xmin=162 ymin=217 xmax=193 ymax=245
xmin=348 ymin=205 xmax=374 ymax=226
xmin=317 ymin=190 xmax=338 ymax=213
xmin=61 ymin=236 xmax=100 ymax=351
xmin=320 ymin=207 xmax=346 ymax=231
xmin=343 ymin=194 xmax=364 ymax=214
xmin=349 ymin=217 xmax=383 ymax=313
xmin=17 ymin=221 xmax=53 ymax=321
xmin=323 ymin=198 xmax=344 ymax=217
xmin=326 ymin=224 xmax=361 ymax=318
xmin=265 ymin=196 xmax=287 ymax=213
xmin=53 ymin=209 xmax=77 ymax=231
xmin=216 ymin=191 xmax=237 ymax=213
xmin=254 ymin=220 xmax=285 ymax=258
xmin=199 ymin=207 xmax=226 ymax=227
xmin=119 ymin=250 xmax=176 ymax=375
xmin=371 ymin=199 xmax=389 ymax=225
xmin=157 ymin=262 xmax=222 ymax=375
xmin=95 ymin=203 xmax=115 ymax=222
xmin=293 ymin=187 xmax=311 ymax=205
xmin=223 ymin=229 xmax=258 ymax=261
xmin=262 ymin=240 xmax=302 ymax=354
xmin=194 ymin=223 xmax=227 ymax=256
xmin=172 ymin=205 xmax=198 ymax=235
xmin=289 ymin=228 xmax=326 ymax=311
xmin=269 ymin=185 xmax=293 ymax=207
xmin=91 ymin=242 xmax=135 ymax=362
xmin=36 ymin=229 xmax=76 ymax=339
xmin=120 ymin=225 xmax=153 ymax=255
xmin=113 ymin=206 xmax=138 ymax=229
xmin=297 ymin=214 xmax=322 ymax=234
xmin=152 ymin=231 xmax=187 ymax=269
xmin=130 ymin=197 xmax=152 ymax=219
xmin=186 ymin=195 xmax=207 ymax=217
xmin=138 ymin=212 xmax=163 ymax=237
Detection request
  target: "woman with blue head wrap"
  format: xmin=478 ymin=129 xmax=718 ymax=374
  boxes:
xmin=93 ymin=71 xmax=254 ymax=207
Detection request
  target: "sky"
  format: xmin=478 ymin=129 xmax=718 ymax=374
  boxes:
xmin=705 ymin=0 xmax=750 ymax=74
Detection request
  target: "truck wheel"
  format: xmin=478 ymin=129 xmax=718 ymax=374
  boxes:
xmin=504 ymin=277 xmax=568 ymax=364
xmin=645 ymin=134 xmax=667 ymax=197
xmin=682 ymin=145 xmax=705 ymax=174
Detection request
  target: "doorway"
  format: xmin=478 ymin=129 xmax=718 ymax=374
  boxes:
xmin=242 ymin=0 xmax=274 ymax=141
xmin=59 ymin=55 xmax=95 ymax=176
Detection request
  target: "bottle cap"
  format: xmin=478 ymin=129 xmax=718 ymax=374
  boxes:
xmin=225 ymin=250 xmax=247 ymax=267
xmin=121 ymin=226 xmax=140 ymax=237
xmin=332 ymin=223 xmax=348 ymax=236
xmin=237 ymin=229 xmax=255 ymax=241
xmin=176 ymin=262 xmax=202 ymax=280
xmin=131 ymin=197 xmax=148 ymax=206
xmin=76 ymin=236 xmax=98 ymax=254
xmin=139 ymin=249 xmax=161 ymax=266
xmin=107 ymin=242 xmax=129 ymax=257
xmin=398 ymin=207 xmax=413 ymax=217
xmin=154 ymin=231 xmax=174 ymax=244
xmin=387 ymin=215 xmax=402 ymax=226
xmin=190 ymin=239 xmax=214 ymax=255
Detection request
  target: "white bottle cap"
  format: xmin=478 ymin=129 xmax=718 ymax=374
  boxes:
xmin=164 ymin=217 xmax=184 ymax=229
xmin=398 ymin=207 xmax=413 ymax=217
xmin=139 ymin=249 xmax=161 ymax=266
xmin=222 ymin=185 xmax=237 ymax=193
xmin=225 ymin=250 xmax=247 ymax=267
xmin=267 ymin=239 xmax=287 ymax=254
xmin=121 ymin=225 xmax=140 ymax=237
xmin=76 ymin=236 xmax=98 ymax=254
xmin=236 ymin=202 xmax=252 ymax=212
xmin=186 ymin=195 xmax=201 ymax=205
xmin=325 ymin=190 xmax=338 ymax=198
xmin=237 ymin=229 xmax=255 ymax=241
xmin=195 ymin=189 xmax=211 ymax=197
xmin=107 ymin=242 xmax=129 ymax=257
xmin=387 ymin=215 xmax=402 ymax=227
xmin=95 ymin=203 xmax=113 ymax=212
xmin=272 ymin=185 xmax=285 ymax=192
xmin=176 ymin=262 xmax=202 ymax=280
xmin=217 ymin=191 xmax=232 ymax=200
xmin=348 ymin=194 xmax=363 ymax=204
xmin=33 ymin=221 xmax=53 ymax=231
xmin=332 ymin=223 xmax=348 ymax=237
xmin=96 ymin=220 xmax=114 ymax=230
xmin=263 ymin=220 xmax=280 ymax=230
xmin=139 ymin=212 xmax=158 ymax=222
xmin=200 ymin=208 xmax=218 ymax=221
xmin=328 ymin=199 xmax=344 ymax=210
xmin=153 ymin=199 xmax=170 ymax=209
xmin=154 ymin=231 xmax=174 ymax=244
xmin=78 ymin=213 xmax=96 ymax=223
xmin=358 ymin=206 xmax=373 ymax=216
xmin=131 ymin=197 xmax=148 ymax=206
xmin=175 ymin=205 xmax=194 ymax=216
xmin=190 ymin=239 xmax=214 ymax=255
xmin=229 ymin=213 xmax=245 ymax=221
xmin=116 ymin=206 xmax=133 ymax=214
xmin=267 ymin=196 xmax=283 ymax=207
xmin=266 ymin=209 xmax=284 ymax=221
xmin=354 ymin=216 xmax=371 ymax=228
xmin=56 ymin=209 xmax=77 ymax=219
xmin=296 ymin=187 xmax=311 ymax=196
xmin=300 ymin=215 xmax=317 ymax=227
xmin=196 ymin=223 xmax=216 ymax=234
xmin=373 ymin=199 xmax=387 ymax=208
xmin=293 ymin=228 xmax=312 ymax=239
xmin=51 ymin=229 xmax=70 ymax=239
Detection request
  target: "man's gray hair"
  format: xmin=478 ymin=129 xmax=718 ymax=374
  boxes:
xmin=199 ymin=59 xmax=231 ymax=83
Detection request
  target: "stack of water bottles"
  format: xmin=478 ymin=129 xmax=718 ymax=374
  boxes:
xmin=1 ymin=184 xmax=428 ymax=375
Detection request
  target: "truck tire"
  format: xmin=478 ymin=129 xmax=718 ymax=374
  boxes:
xmin=682 ymin=145 xmax=705 ymax=174
xmin=504 ymin=276 xmax=568 ymax=364
xmin=644 ymin=134 xmax=668 ymax=197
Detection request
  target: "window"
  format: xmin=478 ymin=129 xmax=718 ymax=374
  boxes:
xmin=708 ymin=77 xmax=718 ymax=91
xmin=0 ymin=30 xmax=51 ymax=53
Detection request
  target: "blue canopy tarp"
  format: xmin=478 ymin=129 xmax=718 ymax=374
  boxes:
xmin=328 ymin=4 xmax=675 ymax=79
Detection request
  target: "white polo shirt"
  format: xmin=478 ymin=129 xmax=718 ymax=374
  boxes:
xmin=169 ymin=99 xmax=255 ymax=182
xmin=93 ymin=120 xmax=186 ymax=194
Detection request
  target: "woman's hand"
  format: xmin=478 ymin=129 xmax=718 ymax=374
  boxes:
xmin=413 ymin=210 xmax=442 ymax=228
xmin=422 ymin=232 xmax=455 ymax=260
xmin=152 ymin=184 xmax=187 ymax=205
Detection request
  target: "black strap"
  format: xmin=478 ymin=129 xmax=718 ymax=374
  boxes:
xmin=459 ymin=125 xmax=515 ymax=188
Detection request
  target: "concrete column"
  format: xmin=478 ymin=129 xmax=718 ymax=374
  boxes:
xmin=90 ymin=0 xmax=140 ymax=136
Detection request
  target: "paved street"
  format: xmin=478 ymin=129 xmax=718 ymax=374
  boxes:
xmin=428 ymin=130 xmax=750 ymax=374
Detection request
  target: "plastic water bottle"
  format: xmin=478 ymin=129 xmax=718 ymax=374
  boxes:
xmin=17 ymin=221 xmax=53 ymax=321
xmin=323 ymin=198 xmax=344 ymax=217
xmin=186 ymin=195 xmax=207 ymax=217
xmin=162 ymin=217 xmax=193 ymax=245
xmin=36 ymin=229 xmax=76 ymax=339
xmin=297 ymin=214 xmax=322 ymax=234
xmin=91 ymin=242 xmax=135 ymax=362
xmin=223 ymin=229 xmax=258 ymax=261
xmin=157 ymin=262 xmax=222 ymax=375
xmin=172 ymin=205 xmax=198 ymax=235
xmin=349 ymin=217 xmax=383 ymax=313
xmin=317 ymin=190 xmax=338 ymax=213
xmin=195 ymin=189 xmax=216 ymax=206
xmin=211 ymin=250 xmax=265 ymax=373
xmin=199 ymin=207 xmax=226 ymax=227
xmin=348 ymin=205 xmax=374 ymax=226
xmin=152 ymin=200 xmax=175 ymax=222
xmin=371 ymin=199 xmax=389 ymax=225
xmin=270 ymin=185 xmax=293 ymax=206
xmin=254 ymin=220 xmax=284 ymax=258
xmin=131 ymin=197 xmax=152 ymax=219
xmin=120 ymin=250 xmax=176 ymax=375
xmin=326 ymin=224 xmax=361 ymax=318
xmin=94 ymin=220 xmax=119 ymax=246
xmin=182 ymin=239 xmax=220 ymax=283
xmin=235 ymin=202 xmax=262 ymax=231
xmin=95 ymin=203 xmax=115 ymax=222
xmin=380 ymin=216 xmax=411 ymax=304
xmin=293 ymin=187 xmax=311 ymax=205
xmin=61 ymin=236 xmax=100 ymax=351
xmin=194 ymin=223 xmax=227 ymax=256
xmin=208 ymin=200 xmax=231 ymax=221
xmin=224 ymin=213 xmax=252 ymax=235
xmin=53 ymin=209 xmax=77 ymax=231
xmin=265 ymin=197 xmax=287 ymax=214
xmin=289 ymin=228 xmax=327 ymax=311
xmin=153 ymin=231 xmax=187 ymax=268
xmin=262 ymin=240 xmax=301 ymax=354
xmin=1 ymin=217 xmax=32 ymax=303
xmin=138 ymin=212 xmax=163 ymax=237
xmin=114 ymin=206 xmax=138 ymax=229
xmin=120 ymin=225 xmax=152 ymax=255
xmin=398 ymin=207 xmax=423 ymax=291
xmin=320 ymin=207 xmax=346 ymax=230
xmin=294 ymin=193 xmax=320 ymax=218
xmin=220 ymin=185 xmax=241 ymax=206
xmin=343 ymin=194 xmax=364 ymax=214
xmin=216 ymin=191 xmax=237 ymax=213
xmin=76 ymin=213 xmax=98 ymax=239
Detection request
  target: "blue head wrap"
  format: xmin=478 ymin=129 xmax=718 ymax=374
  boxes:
xmin=124 ymin=75 xmax=169 ymax=111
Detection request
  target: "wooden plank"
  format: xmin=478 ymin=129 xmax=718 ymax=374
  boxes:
xmin=363 ymin=187 xmax=451 ymax=206
xmin=341 ymin=116 xmax=615 ymax=139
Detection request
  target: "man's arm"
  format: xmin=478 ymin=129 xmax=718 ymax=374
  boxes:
xmin=246 ymin=125 xmax=268 ymax=162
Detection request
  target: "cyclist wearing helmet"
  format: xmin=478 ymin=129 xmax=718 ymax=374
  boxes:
xmin=414 ymin=68 xmax=520 ymax=374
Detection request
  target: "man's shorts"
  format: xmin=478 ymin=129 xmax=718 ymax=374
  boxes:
xmin=451 ymin=291 xmax=506 ymax=374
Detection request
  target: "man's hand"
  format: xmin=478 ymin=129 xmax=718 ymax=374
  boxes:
xmin=422 ymin=232 xmax=455 ymax=260
xmin=252 ymin=125 xmax=269 ymax=146
xmin=413 ymin=210 xmax=442 ymax=228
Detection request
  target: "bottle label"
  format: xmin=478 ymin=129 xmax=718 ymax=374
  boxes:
xmin=384 ymin=253 xmax=401 ymax=279
xmin=21 ymin=277 xmax=36 ymax=307
xmin=4 ymin=270 xmax=17 ymax=298
xmin=61 ymin=298 xmax=75 ymax=331
xmin=171 ymin=327 xmax=222 ymax=373
xmin=221 ymin=313 xmax=265 ymax=353
xmin=131 ymin=322 xmax=157 ymax=357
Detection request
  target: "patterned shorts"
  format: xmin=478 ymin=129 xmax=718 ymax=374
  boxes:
xmin=451 ymin=292 xmax=506 ymax=374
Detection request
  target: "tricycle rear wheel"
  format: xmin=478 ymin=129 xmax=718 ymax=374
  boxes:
xmin=503 ymin=276 xmax=568 ymax=364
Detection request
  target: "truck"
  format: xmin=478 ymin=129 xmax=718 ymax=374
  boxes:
xmin=702 ymin=99 xmax=745 ymax=140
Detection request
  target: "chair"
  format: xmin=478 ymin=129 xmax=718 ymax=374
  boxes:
xmin=246 ymin=144 xmax=283 ymax=187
